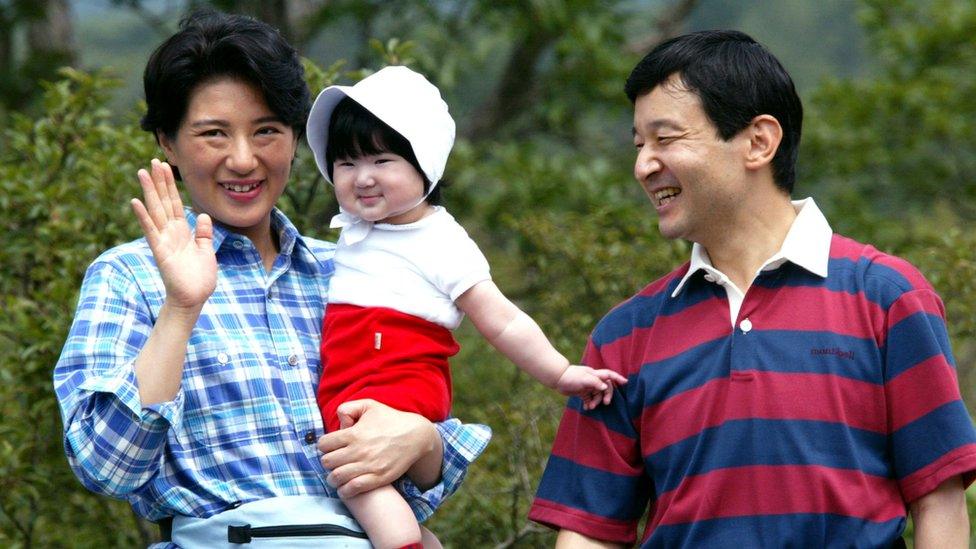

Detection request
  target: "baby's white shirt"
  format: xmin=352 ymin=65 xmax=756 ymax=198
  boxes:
xmin=327 ymin=206 xmax=491 ymax=329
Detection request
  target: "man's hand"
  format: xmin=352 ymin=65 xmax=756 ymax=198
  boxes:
xmin=555 ymin=365 xmax=628 ymax=410
xmin=317 ymin=399 xmax=442 ymax=498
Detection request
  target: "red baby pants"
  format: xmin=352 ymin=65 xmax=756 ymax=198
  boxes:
xmin=317 ymin=304 xmax=460 ymax=432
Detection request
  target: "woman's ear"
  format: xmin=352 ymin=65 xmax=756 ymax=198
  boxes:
xmin=743 ymin=114 xmax=783 ymax=171
xmin=157 ymin=131 xmax=177 ymax=163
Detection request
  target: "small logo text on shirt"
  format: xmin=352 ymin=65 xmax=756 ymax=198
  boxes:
xmin=810 ymin=347 xmax=854 ymax=360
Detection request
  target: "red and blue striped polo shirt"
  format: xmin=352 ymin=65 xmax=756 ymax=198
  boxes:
xmin=530 ymin=228 xmax=976 ymax=547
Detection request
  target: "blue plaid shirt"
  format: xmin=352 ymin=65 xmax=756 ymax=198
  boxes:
xmin=54 ymin=208 xmax=490 ymax=525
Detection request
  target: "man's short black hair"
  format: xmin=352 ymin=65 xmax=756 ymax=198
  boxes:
xmin=141 ymin=9 xmax=311 ymax=141
xmin=625 ymin=30 xmax=803 ymax=193
xmin=325 ymin=96 xmax=444 ymax=206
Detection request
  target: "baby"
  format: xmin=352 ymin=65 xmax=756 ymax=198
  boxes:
xmin=306 ymin=66 xmax=627 ymax=549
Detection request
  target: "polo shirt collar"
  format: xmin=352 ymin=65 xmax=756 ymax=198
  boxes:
xmin=670 ymin=197 xmax=832 ymax=298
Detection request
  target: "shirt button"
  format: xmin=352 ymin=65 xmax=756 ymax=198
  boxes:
xmin=303 ymin=430 xmax=317 ymax=444
xmin=233 ymin=240 xmax=244 ymax=249
xmin=288 ymin=354 xmax=299 ymax=366
xmin=704 ymin=274 xmax=717 ymax=283
xmin=216 ymin=352 xmax=230 ymax=364
xmin=740 ymin=318 xmax=753 ymax=333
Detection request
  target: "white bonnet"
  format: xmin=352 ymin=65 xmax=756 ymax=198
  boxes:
xmin=306 ymin=65 xmax=456 ymax=187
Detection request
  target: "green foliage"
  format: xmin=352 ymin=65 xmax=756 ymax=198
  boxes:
xmin=802 ymin=0 xmax=976 ymax=218
xmin=0 ymin=67 xmax=158 ymax=547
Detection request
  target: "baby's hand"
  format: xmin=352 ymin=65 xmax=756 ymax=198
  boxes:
xmin=555 ymin=365 xmax=628 ymax=410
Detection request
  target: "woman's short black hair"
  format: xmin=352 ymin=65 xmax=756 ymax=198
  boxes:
xmin=625 ymin=30 xmax=803 ymax=193
xmin=140 ymin=9 xmax=311 ymax=141
xmin=325 ymin=96 xmax=445 ymax=205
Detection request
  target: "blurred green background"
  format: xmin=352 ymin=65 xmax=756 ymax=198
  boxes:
xmin=1 ymin=0 xmax=974 ymax=546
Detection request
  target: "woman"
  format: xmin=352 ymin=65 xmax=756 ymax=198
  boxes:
xmin=53 ymin=10 xmax=488 ymax=548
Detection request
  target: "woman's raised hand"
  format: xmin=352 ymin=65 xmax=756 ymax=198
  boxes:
xmin=130 ymin=159 xmax=217 ymax=310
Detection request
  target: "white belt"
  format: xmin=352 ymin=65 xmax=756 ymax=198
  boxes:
xmin=172 ymin=495 xmax=372 ymax=548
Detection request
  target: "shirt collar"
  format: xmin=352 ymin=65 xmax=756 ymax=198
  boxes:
xmin=184 ymin=207 xmax=306 ymax=258
xmin=670 ymin=197 xmax=833 ymax=298
xmin=270 ymin=208 xmax=302 ymax=256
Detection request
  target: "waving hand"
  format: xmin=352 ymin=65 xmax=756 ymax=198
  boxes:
xmin=130 ymin=159 xmax=217 ymax=309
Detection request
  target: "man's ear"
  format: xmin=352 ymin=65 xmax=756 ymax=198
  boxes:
xmin=743 ymin=114 xmax=782 ymax=171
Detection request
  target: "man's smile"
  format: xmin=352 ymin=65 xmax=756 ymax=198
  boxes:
xmin=653 ymin=187 xmax=681 ymax=207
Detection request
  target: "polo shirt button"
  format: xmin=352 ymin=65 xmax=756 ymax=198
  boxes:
xmin=303 ymin=430 xmax=317 ymax=444
xmin=288 ymin=354 xmax=299 ymax=366
xmin=704 ymin=274 xmax=717 ymax=282
xmin=740 ymin=318 xmax=753 ymax=333
xmin=216 ymin=352 xmax=230 ymax=364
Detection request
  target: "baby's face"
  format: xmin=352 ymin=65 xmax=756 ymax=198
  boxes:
xmin=332 ymin=151 xmax=429 ymax=225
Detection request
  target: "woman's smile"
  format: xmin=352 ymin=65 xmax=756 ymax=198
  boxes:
xmin=220 ymin=179 xmax=265 ymax=201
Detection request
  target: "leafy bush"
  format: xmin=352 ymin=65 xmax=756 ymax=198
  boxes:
xmin=0 ymin=68 xmax=159 ymax=547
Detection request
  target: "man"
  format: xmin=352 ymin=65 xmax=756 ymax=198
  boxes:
xmin=529 ymin=30 xmax=976 ymax=548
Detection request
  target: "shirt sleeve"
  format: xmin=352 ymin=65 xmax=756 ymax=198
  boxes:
xmin=428 ymin=219 xmax=491 ymax=301
xmin=529 ymin=338 xmax=650 ymax=544
xmin=883 ymin=287 xmax=976 ymax=502
xmin=396 ymin=418 xmax=492 ymax=522
xmin=53 ymin=259 xmax=181 ymax=498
